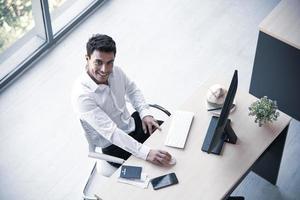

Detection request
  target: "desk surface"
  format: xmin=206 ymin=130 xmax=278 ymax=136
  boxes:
xmin=259 ymin=0 xmax=300 ymax=49
xmin=95 ymin=80 xmax=291 ymax=200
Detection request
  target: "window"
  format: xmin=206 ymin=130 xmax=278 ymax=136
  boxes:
xmin=0 ymin=0 xmax=46 ymax=80
xmin=48 ymin=0 xmax=96 ymax=35
xmin=0 ymin=0 xmax=104 ymax=90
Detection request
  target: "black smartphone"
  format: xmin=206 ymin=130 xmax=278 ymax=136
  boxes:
xmin=150 ymin=172 xmax=179 ymax=190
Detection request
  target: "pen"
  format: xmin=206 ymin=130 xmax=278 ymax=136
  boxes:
xmin=207 ymin=107 xmax=222 ymax=111
xmin=207 ymin=104 xmax=235 ymax=112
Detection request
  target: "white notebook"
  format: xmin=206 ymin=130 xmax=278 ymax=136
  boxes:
xmin=165 ymin=110 xmax=194 ymax=148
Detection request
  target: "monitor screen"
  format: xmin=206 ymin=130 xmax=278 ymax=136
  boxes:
xmin=201 ymin=70 xmax=238 ymax=155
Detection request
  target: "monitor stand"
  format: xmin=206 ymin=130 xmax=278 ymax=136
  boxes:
xmin=201 ymin=116 xmax=237 ymax=155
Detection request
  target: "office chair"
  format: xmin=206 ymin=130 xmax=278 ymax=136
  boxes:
xmin=82 ymin=104 xmax=171 ymax=200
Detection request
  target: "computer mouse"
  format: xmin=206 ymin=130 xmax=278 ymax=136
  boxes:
xmin=169 ymin=157 xmax=176 ymax=165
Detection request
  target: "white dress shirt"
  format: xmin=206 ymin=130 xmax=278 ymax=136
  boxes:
xmin=72 ymin=66 xmax=152 ymax=160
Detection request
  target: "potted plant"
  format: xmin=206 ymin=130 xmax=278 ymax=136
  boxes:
xmin=248 ymin=96 xmax=280 ymax=127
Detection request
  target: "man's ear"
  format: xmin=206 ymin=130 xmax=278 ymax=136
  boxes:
xmin=85 ymin=55 xmax=89 ymax=71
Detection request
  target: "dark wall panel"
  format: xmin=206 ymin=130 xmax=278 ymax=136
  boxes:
xmin=249 ymin=31 xmax=300 ymax=120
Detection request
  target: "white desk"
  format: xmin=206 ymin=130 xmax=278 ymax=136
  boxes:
xmin=94 ymin=80 xmax=291 ymax=200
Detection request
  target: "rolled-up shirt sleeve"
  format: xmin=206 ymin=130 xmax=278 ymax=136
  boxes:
xmin=77 ymin=94 xmax=150 ymax=160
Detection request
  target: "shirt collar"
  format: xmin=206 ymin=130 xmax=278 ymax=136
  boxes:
xmin=81 ymin=68 xmax=115 ymax=92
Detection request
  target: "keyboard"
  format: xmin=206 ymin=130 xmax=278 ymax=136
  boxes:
xmin=164 ymin=110 xmax=194 ymax=148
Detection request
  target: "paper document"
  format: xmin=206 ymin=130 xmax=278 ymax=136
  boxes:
xmin=118 ymin=173 xmax=150 ymax=189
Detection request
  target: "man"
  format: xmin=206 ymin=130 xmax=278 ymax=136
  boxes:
xmin=72 ymin=34 xmax=172 ymax=168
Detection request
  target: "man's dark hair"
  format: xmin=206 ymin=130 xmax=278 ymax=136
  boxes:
xmin=86 ymin=34 xmax=116 ymax=58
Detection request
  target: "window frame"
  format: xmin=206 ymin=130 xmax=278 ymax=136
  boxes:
xmin=0 ymin=0 xmax=106 ymax=92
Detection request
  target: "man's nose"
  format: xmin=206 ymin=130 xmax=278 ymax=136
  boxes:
xmin=100 ymin=64 xmax=109 ymax=73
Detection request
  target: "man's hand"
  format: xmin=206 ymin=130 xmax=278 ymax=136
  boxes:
xmin=142 ymin=116 xmax=161 ymax=135
xmin=146 ymin=149 xmax=172 ymax=167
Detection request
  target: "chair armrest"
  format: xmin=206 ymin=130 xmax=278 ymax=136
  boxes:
xmin=83 ymin=162 xmax=108 ymax=200
xmin=88 ymin=152 xmax=125 ymax=164
xmin=149 ymin=104 xmax=171 ymax=116
xmin=83 ymin=162 xmax=98 ymax=200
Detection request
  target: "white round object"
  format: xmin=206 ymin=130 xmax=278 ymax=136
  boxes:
xmin=206 ymin=84 xmax=227 ymax=105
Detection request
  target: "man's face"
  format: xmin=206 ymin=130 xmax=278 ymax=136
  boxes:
xmin=86 ymin=50 xmax=115 ymax=84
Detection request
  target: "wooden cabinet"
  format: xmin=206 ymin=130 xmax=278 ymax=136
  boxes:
xmin=249 ymin=0 xmax=300 ymax=120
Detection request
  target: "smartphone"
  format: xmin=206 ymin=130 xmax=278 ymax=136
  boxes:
xmin=150 ymin=172 xmax=179 ymax=190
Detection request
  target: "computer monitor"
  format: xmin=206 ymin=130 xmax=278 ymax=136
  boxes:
xmin=201 ymin=70 xmax=238 ymax=155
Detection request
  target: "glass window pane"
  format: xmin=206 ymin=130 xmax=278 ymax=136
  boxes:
xmin=48 ymin=0 xmax=96 ymax=35
xmin=0 ymin=0 xmax=34 ymax=52
xmin=0 ymin=0 xmax=46 ymax=79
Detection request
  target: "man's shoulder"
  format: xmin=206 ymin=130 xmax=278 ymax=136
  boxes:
xmin=72 ymin=74 xmax=95 ymax=99
xmin=113 ymin=65 xmax=124 ymax=75
xmin=112 ymin=66 xmax=129 ymax=81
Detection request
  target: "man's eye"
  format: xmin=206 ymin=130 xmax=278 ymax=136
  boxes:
xmin=94 ymin=61 xmax=102 ymax=66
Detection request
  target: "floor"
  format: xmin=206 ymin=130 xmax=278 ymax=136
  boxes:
xmin=0 ymin=0 xmax=299 ymax=199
